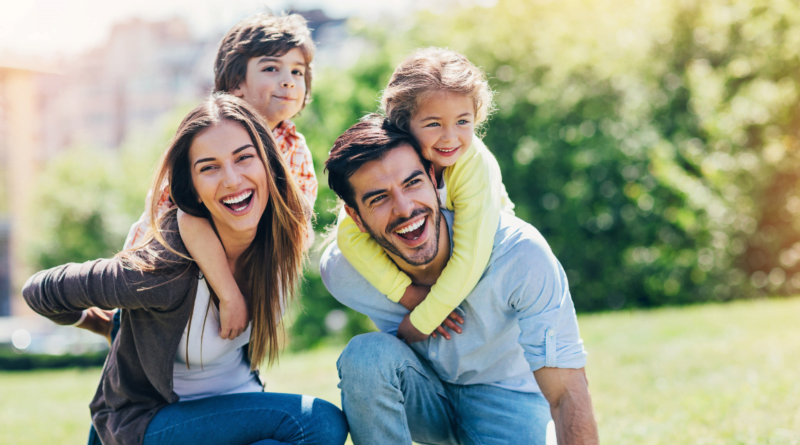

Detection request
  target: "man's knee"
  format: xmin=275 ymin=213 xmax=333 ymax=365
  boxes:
xmin=337 ymin=332 xmax=411 ymax=389
xmin=309 ymin=398 xmax=349 ymax=444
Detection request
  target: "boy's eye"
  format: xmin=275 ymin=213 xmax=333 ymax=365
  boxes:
xmin=292 ymin=69 xmax=305 ymax=76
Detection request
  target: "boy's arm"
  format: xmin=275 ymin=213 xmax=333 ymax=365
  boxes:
xmin=177 ymin=210 xmax=248 ymax=340
xmin=291 ymin=133 xmax=319 ymax=207
xmin=336 ymin=207 xmax=412 ymax=303
xmin=407 ymin=136 xmax=503 ymax=334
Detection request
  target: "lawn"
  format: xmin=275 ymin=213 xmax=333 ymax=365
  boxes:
xmin=2 ymin=297 xmax=799 ymax=444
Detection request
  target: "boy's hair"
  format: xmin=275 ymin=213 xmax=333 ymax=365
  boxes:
xmin=380 ymin=47 xmax=495 ymax=133
xmin=214 ymin=12 xmax=315 ymax=110
xmin=325 ymin=114 xmax=430 ymax=210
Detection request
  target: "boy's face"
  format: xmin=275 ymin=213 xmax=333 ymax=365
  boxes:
xmin=233 ymin=47 xmax=307 ymax=130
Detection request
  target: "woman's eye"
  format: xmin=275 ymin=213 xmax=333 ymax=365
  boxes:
xmin=238 ymin=154 xmax=254 ymax=162
xmin=200 ymin=165 xmax=215 ymax=173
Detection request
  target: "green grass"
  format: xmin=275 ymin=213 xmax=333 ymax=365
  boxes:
xmin=2 ymin=297 xmax=800 ymax=444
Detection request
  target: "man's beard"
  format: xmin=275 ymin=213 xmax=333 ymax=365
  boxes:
xmin=360 ymin=205 xmax=442 ymax=267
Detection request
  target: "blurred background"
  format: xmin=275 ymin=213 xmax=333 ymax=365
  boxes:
xmin=2 ymin=0 xmax=800 ymax=443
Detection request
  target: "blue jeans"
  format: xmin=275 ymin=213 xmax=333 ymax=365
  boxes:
xmin=336 ymin=332 xmax=552 ymax=445
xmin=141 ymin=392 xmax=348 ymax=445
xmin=89 ymin=312 xmax=348 ymax=445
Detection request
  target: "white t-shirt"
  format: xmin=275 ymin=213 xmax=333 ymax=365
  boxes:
xmin=172 ymin=278 xmax=262 ymax=401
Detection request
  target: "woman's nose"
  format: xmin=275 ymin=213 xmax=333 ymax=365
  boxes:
xmin=222 ymin=164 xmax=242 ymax=188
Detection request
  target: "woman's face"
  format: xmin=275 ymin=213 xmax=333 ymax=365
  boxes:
xmin=189 ymin=120 xmax=269 ymax=238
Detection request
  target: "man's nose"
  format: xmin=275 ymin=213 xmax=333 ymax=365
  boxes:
xmin=393 ymin=192 xmax=415 ymax=218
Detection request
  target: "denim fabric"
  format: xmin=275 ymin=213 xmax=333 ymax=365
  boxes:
xmin=337 ymin=332 xmax=551 ymax=445
xmin=89 ymin=313 xmax=347 ymax=445
xmin=141 ymin=392 xmax=348 ymax=445
xmin=321 ymin=210 xmax=587 ymax=394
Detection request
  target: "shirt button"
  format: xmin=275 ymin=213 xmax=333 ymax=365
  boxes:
xmin=547 ymin=330 xmax=555 ymax=337
xmin=430 ymin=352 xmax=437 ymax=358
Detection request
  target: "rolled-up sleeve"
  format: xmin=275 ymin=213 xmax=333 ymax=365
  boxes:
xmin=506 ymin=233 xmax=587 ymax=372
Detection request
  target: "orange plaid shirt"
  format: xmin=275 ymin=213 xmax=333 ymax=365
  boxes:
xmin=124 ymin=119 xmax=317 ymax=249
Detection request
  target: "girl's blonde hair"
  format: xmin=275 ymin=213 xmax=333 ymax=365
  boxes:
xmin=380 ymin=47 xmax=495 ymax=133
xmin=122 ymin=93 xmax=310 ymax=369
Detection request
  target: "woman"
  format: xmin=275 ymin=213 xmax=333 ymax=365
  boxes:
xmin=23 ymin=94 xmax=348 ymax=445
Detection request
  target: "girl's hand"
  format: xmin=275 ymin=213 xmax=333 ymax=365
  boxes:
xmin=77 ymin=308 xmax=115 ymax=345
xmin=397 ymin=313 xmax=428 ymax=343
xmin=430 ymin=311 xmax=465 ymax=340
xmin=398 ymin=284 xmax=431 ymax=311
xmin=218 ymin=292 xmax=249 ymax=340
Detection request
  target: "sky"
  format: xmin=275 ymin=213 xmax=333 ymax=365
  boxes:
xmin=0 ymin=0 xmax=416 ymax=60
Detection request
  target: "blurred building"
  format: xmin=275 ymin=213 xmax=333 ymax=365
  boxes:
xmin=0 ymin=10 xmax=352 ymax=317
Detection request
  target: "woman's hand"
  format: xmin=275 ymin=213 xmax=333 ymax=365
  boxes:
xmin=77 ymin=308 xmax=116 ymax=345
xmin=218 ymin=292 xmax=249 ymax=340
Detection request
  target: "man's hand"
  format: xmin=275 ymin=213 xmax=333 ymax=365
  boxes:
xmin=533 ymin=367 xmax=599 ymax=444
xmin=76 ymin=308 xmax=115 ymax=345
xmin=218 ymin=292 xmax=249 ymax=340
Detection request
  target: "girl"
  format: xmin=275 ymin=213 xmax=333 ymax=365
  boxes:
xmin=23 ymin=94 xmax=347 ymax=445
xmin=337 ymin=47 xmax=515 ymax=341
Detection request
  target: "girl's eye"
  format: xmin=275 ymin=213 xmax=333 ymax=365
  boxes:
xmin=457 ymin=119 xmax=470 ymax=125
xmin=424 ymin=122 xmax=441 ymax=128
xmin=263 ymin=66 xmax=278 ymax=72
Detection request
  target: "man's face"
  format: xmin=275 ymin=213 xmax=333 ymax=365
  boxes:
xmin=345 ymin=144 xmax=442 ymax=267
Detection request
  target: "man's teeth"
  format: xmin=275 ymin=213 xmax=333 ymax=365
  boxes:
xmin=396 ymin=217 xmax=425 ymax=234
xmin=223 ymin=190 xmax=252 ymax=205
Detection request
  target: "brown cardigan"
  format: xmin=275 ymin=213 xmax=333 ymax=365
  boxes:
xmin=22 ymin=218 xmax=248 ymax=445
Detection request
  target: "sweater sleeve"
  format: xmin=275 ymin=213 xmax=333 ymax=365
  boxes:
xmin=408 ymin=136 xmax=504 ymax=334
xmin=24 ymin=222 xmax=195 ymax=325
xmin=335 ymin=206 xmax=412 ymax=303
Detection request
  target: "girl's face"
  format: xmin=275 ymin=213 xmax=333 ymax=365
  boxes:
xmin=409 ymin=91 xmax=475 ymax=177
xmin=189 ymin=120 xmax=269 ymax=239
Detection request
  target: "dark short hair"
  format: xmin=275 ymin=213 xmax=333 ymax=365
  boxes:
xmin=325 ymin=114 xmax=430 ymax=209
xmin=214 ymin=12 xmax=315 ymax=110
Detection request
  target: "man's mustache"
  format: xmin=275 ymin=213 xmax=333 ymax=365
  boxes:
xmin=385 ymin=207 xmax=432 ymax=235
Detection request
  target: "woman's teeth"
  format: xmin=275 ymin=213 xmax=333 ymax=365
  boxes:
xmin=222 ymin=190 xmax=252 ymax=205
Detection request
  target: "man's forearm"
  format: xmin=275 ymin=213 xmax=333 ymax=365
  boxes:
xmin=550 ymin=384 xmax=599 ymax=444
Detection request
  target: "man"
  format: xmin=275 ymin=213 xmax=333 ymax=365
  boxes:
xmin=321 ymin=116 xmax=599 ymax=444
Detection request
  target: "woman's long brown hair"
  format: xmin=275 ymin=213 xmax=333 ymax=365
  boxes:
xmin=123 ymin=93 xmax=310 ymax=369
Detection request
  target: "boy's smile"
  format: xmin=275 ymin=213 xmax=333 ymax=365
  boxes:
xmin=233 ymin=47 xmax=307 ymax=130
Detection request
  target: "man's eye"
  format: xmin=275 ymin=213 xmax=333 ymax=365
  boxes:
xmin=408 ymin=179 xmax=421 ymax=186
xmin=370 ymin=195 xmax=386 ymax=205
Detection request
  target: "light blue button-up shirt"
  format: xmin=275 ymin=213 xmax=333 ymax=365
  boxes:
xmin=320 ymin=210 xmax=587 ymax=393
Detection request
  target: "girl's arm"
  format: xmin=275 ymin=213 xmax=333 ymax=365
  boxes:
xmin=336 ymin=207 xmax=412 ymax=303
xmin=177 ymin=210 xmax=249 ymax=340
xmin=408 ymin=136 xmax=511 ymax=334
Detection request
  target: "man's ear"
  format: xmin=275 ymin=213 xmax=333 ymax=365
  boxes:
xmin=428 ymin=164 xmax=438 ymax=189
xmin=344 ymin=205 xmax=368 ymax=233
